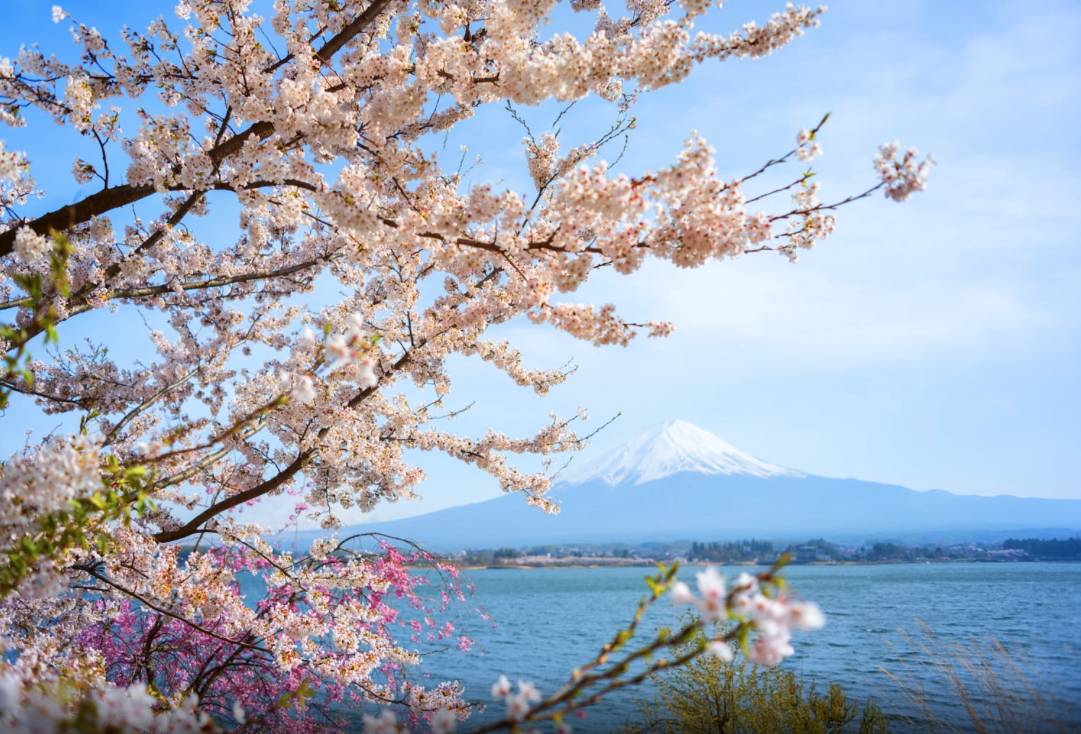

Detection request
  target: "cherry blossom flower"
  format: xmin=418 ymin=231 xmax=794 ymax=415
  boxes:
xmin=491 ymin=674 xmax=513 ymax=700
xmin=707 ymin=640 xmax=736 ymax=662
xmin=875 ymin=141 xmax=935 ymax=201
xmin=291 ymin=374 xmax=317 ymax=404
xmin=672 ymin=567 xmax=728 ymax=621
xmin=490 ymin=676 xmax=543 ymax=721
xmin=430 ymin=707 xmax=459 ymax=734
xmin=362 ymin=709 xmax=407 ymax=734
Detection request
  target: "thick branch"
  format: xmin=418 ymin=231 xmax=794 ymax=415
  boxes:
xmin=95 ymin=256 xmax=327 ymax=304
xmin=152 ymin=350 xmax=411 ymax=544
xmin=81 ymin=566 xmax=272 ymax=654
xmin=152 ymin=448 xmax=315 ymax=543
xmin=0 ymin=183 xmax=154 ymax=257
xmin=0 ymin=0 xmax=394 ymax=257
xmin=314 ymin=0 xmax=394 ymax=63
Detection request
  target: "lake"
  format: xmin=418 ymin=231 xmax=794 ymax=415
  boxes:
xmin=403 ymin=562 xmax=1081 ymax=732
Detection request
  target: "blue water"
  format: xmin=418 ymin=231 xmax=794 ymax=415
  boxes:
xmin=405 ymin=563 xmax=1081 ymax=732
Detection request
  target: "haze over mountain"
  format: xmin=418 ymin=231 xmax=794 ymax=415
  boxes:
xmin=292 ymin=420 xmax=1081 ymax=550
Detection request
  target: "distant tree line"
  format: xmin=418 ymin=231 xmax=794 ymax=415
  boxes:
xmin=1002 ymin=537 xmax=1081 ymax=560
xmin=688 ymin=540 xmax=776 ymax=563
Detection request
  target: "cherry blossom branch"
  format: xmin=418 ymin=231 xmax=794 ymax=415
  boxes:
xmin=468 ymin=557 xmax=823 ymax=732
xmin=0 ymin=0 xmax=394 ymax=257
xmin=77 ymin=565 xmax=273 ymax=655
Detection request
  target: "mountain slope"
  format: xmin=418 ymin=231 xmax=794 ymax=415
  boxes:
xmin=292 ymin=421 xmax=1081 ymax=550
xmin=560 ymin=419 xmax=802 ymax=485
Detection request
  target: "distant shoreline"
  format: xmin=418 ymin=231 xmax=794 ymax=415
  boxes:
xmin=440 ymin=537 xmax=1081 ymax=568
xmin=447 ymin=557 xmax=1081 ymax=571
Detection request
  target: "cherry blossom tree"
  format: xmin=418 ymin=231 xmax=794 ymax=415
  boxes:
xmin=0 ymin=0 xmax=930 ymax=731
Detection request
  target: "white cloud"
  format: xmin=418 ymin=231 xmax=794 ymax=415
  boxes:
xmin=628 ymin=260 xmax=1045 ymax=369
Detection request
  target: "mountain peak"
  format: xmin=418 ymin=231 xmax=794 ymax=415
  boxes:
xmin=561 ymin=419 xmax=803 ymax=486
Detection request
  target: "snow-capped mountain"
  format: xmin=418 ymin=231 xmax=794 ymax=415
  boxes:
xmin=292 ymin=420 xmax=1081 ymax=551
xmin=561 ymin=419 xmax=802 ymax=486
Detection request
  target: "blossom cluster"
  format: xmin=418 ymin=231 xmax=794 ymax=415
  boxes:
xmin=672 ymin=566 xmax=825 ymax=667
xmin=0 ymin=141 xmax=34 ymax=215
xmin=0 ymin=674 xmax=214 ymax=733
xmin=363 ymin=701 xmax=463 ymax=734
xmin=795 ymin=128 xmax=823 ymax=162
xmin=0 ymin=436 xmax=103 ymax=596
xmin=325 ymin=316 xmax=381 ymax=385
xmin=875 ymin=141 xmax=935 ymax=202
xmin=490 ymin=674 xmax=544 ymax=721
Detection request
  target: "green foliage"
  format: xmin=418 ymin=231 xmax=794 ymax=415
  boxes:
xmin=276 ymin=678 xmax=316 ymax=710
xmin=627 ymin=640 xmax=888 ymax=734
xmin=0 ymin=457 xmax=154 ymax=598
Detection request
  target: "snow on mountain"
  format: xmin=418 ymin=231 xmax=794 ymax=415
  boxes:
xmin=561 ymin=419 xmax=803 ymax=486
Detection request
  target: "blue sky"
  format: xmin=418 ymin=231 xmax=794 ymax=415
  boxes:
xmin=2 ymin=1 xmax=1080 ymax=527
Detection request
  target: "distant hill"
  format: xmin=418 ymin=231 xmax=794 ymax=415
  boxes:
xmin=286 ymin=420 xmax=1081 ymax=551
